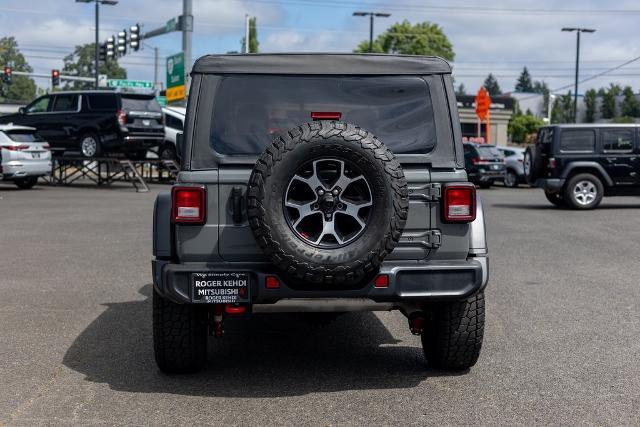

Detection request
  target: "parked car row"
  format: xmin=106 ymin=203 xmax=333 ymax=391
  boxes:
xmin=0 ymin=91 xmax=168 ymax=160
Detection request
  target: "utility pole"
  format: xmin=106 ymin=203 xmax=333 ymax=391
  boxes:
xmin=182 ymin=0 xmax=193 ymax=93
xmin=244 ymin=14 xmax=250 ymax=53
xmin=154 ymin=46 xmax=159 ymax=90
xmin=353 ymin=11 xmax=391 ymax=53
xmin=76 ymin=0 xmax=118 ymax=89
xmin=562 ymin=27 xmax=596 ymax=123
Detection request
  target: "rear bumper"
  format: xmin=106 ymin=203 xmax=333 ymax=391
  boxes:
xmin=152 ymin=256 xmax=489 ymax=307
xmin=120 ymin=134 xmax=164 ymax=151
xmin=534 ymin=178 xmax=565 ymax=191
xmin=469 ymin=169 xmax=505 ymax=182
xmin=2 ymin=160 xmax=51 ymax=178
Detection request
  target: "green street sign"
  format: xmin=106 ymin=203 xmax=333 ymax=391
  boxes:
xmin=166 ymin=17 xmax=177 ymax=32
xmin=107 ymin=79 xmax=153 ymax=89
xmin=166 ymin=52 xmax=185 ymax=89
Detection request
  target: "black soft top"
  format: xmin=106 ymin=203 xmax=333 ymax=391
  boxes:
xmin=192 ymin=53 xmax=451 ymax=75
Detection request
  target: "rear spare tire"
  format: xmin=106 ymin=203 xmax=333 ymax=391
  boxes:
xmin=247 ymin=121 xmax=409 ymax=287
xmin=523 ymin=145 xmax=543 ymax=185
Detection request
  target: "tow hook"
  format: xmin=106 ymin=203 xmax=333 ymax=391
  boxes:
xmin=408 ymin=312 xmax=426 ymax=335
xmin=211 ymin=305 xmax=224 ymax=338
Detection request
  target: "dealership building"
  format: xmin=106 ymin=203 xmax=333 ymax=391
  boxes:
xmin=456 ymin=95 xmax=515 ymax=146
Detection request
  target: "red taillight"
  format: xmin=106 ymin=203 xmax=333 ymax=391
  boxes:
xmin=471 ymin=158 xmax=478 ymax=165
xmin=2 ymin=144 xmax=29 ymax=151
xmin=171 ymin=186 xmax=206 ymax=224
xmin=311 ymin=111 xmax=342 ymax=121
xmin=374 ymin=274 xmax=389 ymax=288
xmin=443 ymin=184 xmax=476 ymax=223
xmin=225 ymin=304 xmax=246 ymax=314
xmin=265 ymin=276 xmax=280 ymax=289
xmin=116 ymin=109 xmax=127 ymax=126
xmin=548 ymin=158 xmax=557 ymax=169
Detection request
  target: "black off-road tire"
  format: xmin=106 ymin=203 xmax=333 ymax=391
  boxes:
xmin=523 ymin=145 xmax=543 ymax=185
xmin=563 ymin=173 xmax=604 ymax=210
xmin=544 ymin=190 xmax=566 ymax=208
xmin=14 ymin=176 xmax=38 ymax=189
xmin=421 ymin=292 xmax=485 ymax=370
xmin=247 ymin=121 xmax=409 ymax=287
xmin=153 ymin=290 xmax=207 ymax=374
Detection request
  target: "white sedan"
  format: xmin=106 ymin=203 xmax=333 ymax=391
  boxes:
xmin=0 ymin=124 xmax=51 ymax=189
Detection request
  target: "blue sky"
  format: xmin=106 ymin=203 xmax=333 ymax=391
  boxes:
xmin=3 ymin=0 xmax=640 ymax=95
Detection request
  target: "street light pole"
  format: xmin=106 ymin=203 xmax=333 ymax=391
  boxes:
xmin=353 ymin=11 xmax=391 ymax=53
xmin=94 ymin=0 xmax=99 ymax=89
xmin=76 ymin=0 xmax=118 ymax=90
xmin=562 ymin=27 xmax=596 ymax=123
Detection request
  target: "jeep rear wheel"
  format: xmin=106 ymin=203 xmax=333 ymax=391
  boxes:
xmin=563 ymin=173 xmax=603 ymax=210
xmin=247 ymin=121 xmax=409 ymax=287
xmin=153 ymin=290 xmax=207 ymax=374
xmin=422 ymin=292 xmax=485 ymax=370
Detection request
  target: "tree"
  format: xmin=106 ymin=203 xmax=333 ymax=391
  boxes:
xmin=532 ymin=80 xmax=549 ymax=94
xmin=483 ymin=73 xmax=501 ymax=96
xmin=599 ymin=84 xmax=621 ymax=119
xmin=241 ymin=17 xmax=259 ymax=53
xmin=515 ymin=67 xmax=534 ymax=92
xmin=354 ymin=20 xmax=454 ymax=60
xmin=455 ymin=83 xmax=466 ymax=96
xmin=620 ymin=86 xmax=640 ymax=118
xmin=508 ymin=113 xmax=544 ymax=144
xmin=583 ymin=88 xmax=598 ymax=123
xmin=0 ymin=37 xmax=37 ymax=102
xmin=551 ymin=91 xmax=573 ymax=123
xmin=62 ymin=43 xmax=126 ymax=90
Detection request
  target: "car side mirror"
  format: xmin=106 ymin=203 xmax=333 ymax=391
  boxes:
xmin=18 ymin=107 xmax=25 ymax=114
xmin=175 ymin=132 xmax=183 ymax=161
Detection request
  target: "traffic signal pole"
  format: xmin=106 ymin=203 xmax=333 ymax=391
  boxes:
xmin=182 ymin=0 xmax=192 ymax=93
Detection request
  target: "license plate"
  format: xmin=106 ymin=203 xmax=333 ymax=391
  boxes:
xmin=32 ymin=152 xmax=40 ymax=159
xmin=191 ymin=272 xmax=249 ymax=304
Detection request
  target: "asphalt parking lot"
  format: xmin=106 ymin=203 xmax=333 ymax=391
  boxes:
xmin=0 ymin=182 xmax=639 ymax=425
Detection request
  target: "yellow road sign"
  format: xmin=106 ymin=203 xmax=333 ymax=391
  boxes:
xmin=166 ymin=85 xmax=185 ymax=102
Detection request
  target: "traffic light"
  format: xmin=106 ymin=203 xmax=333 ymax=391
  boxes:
xmin=106 ymin=36 xmax=115 ymax=58
xmin=117 ymin=29 xmax=127 ymax=56
xmin=3 ymin=66 xmax=12 ymax=84
xmin=99 ymin=43 xmax=107 ymax=62
xmin=51 ymin=69 xmax=60 ymax=87
xmin=129 ymin=23 xmax=140 ymax=51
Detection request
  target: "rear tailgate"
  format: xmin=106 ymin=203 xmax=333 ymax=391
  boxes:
xmin=121 ymin=95 xmax=164 ymax=137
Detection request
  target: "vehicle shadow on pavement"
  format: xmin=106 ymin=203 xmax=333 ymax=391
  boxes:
xmin=491 ymin=202 xmax=640 ymax=210
xmin=63 ymin=284 xmax=459 ymax=397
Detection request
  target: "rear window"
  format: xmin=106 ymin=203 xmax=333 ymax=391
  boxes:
xmin=477 ymin=146 xmax=502 ymax=158
xmin=210 ymin=75 xmax=436 ymax=155
xmin=560 ymin=129 xmax=595 ymax=152
xmin=121 ymin=96 xmax=161 ymax=112
xmin=4 ymin=130 xmax=44 ymax=142
xmin=87 ymin=94 xmax=118 ymax=111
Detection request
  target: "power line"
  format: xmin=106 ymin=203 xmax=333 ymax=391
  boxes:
xmin=231 ymin=0 xmax=640 ymax=15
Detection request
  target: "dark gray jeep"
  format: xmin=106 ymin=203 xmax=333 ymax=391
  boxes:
xmin=152 ymin=54 xmax=489 ymax=374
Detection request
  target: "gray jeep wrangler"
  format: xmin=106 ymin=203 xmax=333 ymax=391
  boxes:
xmin=152 ymin=54 xmax=489 ymax=374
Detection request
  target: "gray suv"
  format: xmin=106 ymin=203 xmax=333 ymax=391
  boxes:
xmin=152 ymin=54 xmax=489 ymax=374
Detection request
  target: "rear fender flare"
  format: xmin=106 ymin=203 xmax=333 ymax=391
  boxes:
xmin=560 ymin=162 xmax=613 ymax=187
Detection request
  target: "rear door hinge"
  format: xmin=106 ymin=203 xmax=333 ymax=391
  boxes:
xmin=398 ymin=229 xmax=442 ymax=249
xmin=408 ymin=183 xmax=441 ymax=201
xmin=425 ymin=229 xmax=442 ymax=248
